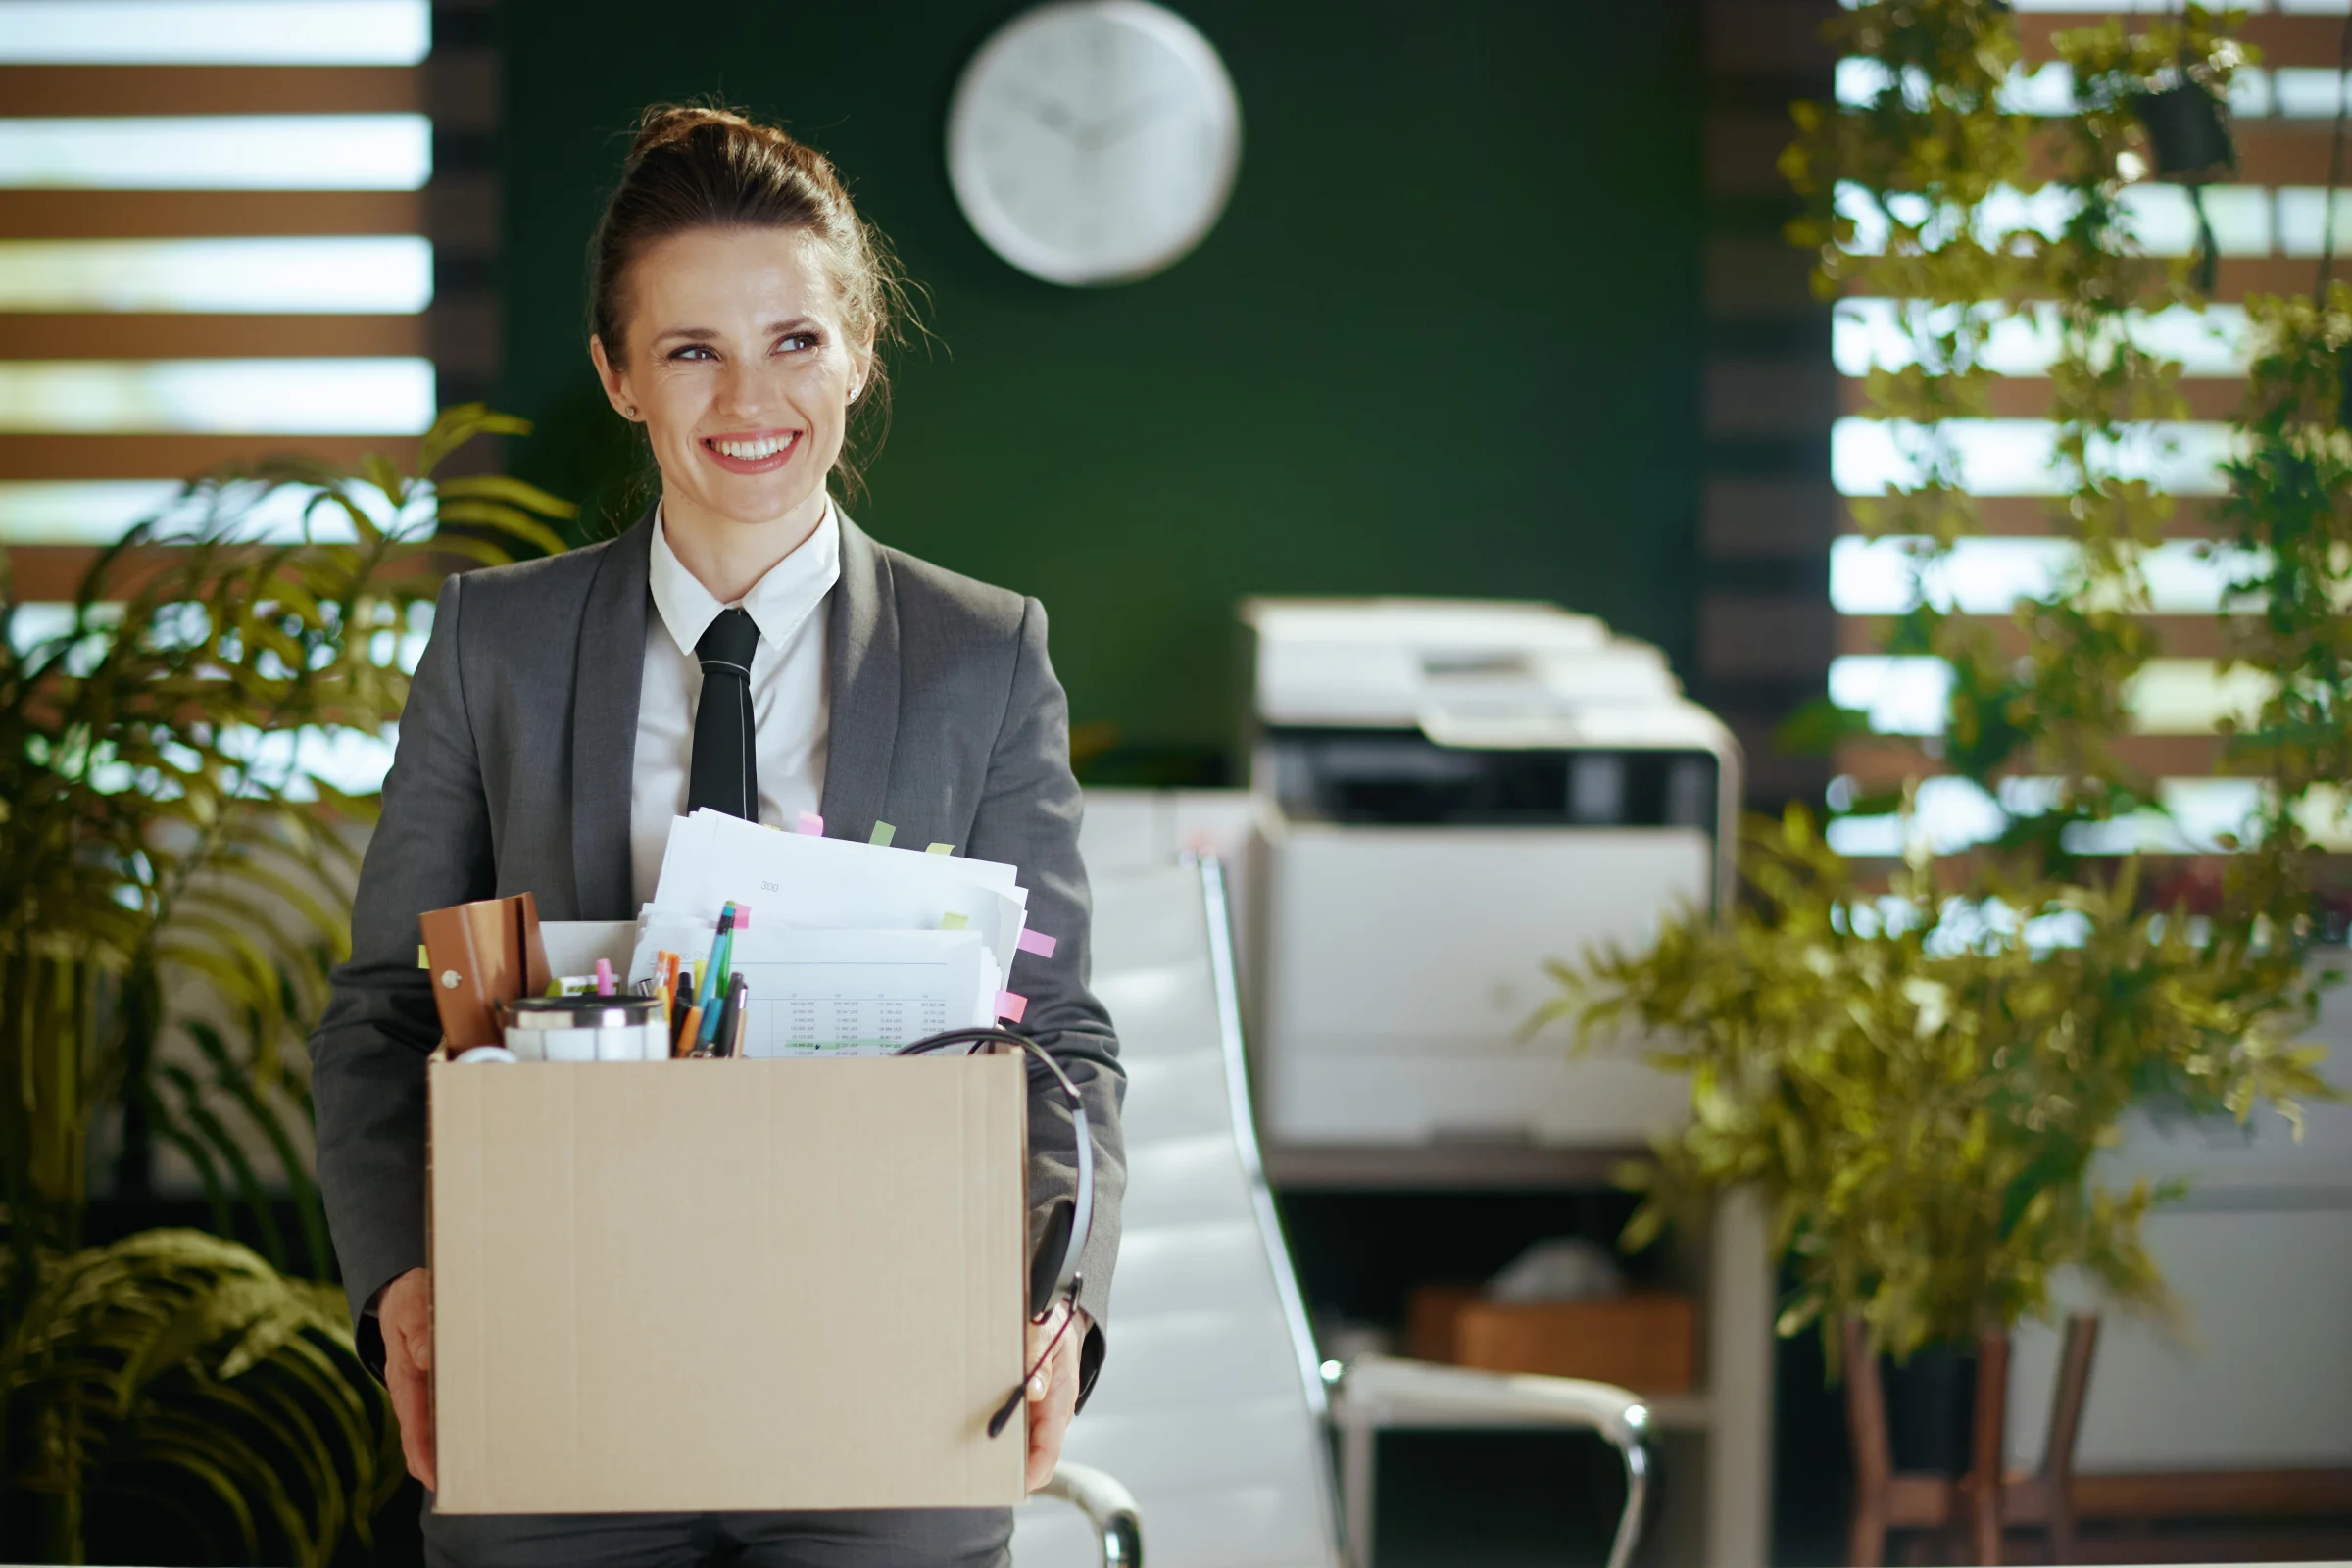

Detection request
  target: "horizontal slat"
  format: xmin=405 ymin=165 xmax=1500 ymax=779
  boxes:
xmin=1843 ymin=494 xmax=2226 ymax=538
xmin=2009 ymin=122 xmax=2345 ymax=187
xmin=1837 ymin=733 xmax=2239 ymax=789
xmin=0 ymin=188 xmax=422 ymax=237
xmin=0 ymin=313 xmax=424 ymax=357
xmin=0 ymin=432 xmax=416 ymax=479
xmin=1837 ymin=257 xmax=2343 ymax=303
xmin=5 ymin=542 xmax=480 ymax=600
xmin=2232 ymin=122 xmax=2352 ymax=190
xmin=2073 ymin=1466 xmax=2352 ymax=1522
xmin=1703 ymin=591 xmax=1838 ymax=677
xmin=2019 ymin=15 xmax=2349 ymax=71
xmin=0 ymin=65 xmax=419 ymax=117
xmin=1840 ymin=612 xmax=2232 ymax=659
xmin=1838 ymin=375 xmax=2248 ymax=420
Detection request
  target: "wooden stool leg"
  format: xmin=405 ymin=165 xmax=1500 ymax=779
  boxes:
xmin=1969 ymin=1332 xmax=2011 ymax=1567
xmin=1847 ymin=1319 xmax=1894 ymax=1568
xmin=2041 ymin=1314 xmax=2101 ymax=1565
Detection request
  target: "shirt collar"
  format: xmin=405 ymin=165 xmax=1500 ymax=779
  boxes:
xmin=649 ymin=496 xmax=842 ymax=661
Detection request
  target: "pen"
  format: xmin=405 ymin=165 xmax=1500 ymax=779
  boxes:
xmin=729 ymin=975 xmax=750 ymax=1056
xmin=694 ymin=904 xmax=735 ymax=1016
xmin=678 ymin=1004 xmax=704 ymax=1056
xmin=713 ymin=972 xmax=747 ymax=1058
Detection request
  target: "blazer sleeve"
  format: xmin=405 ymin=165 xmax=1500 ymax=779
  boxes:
xmin=310 ymin=572 xmax=496 ymax=1371
xmin=963 ymin=596 xmax=1127 ymax=1404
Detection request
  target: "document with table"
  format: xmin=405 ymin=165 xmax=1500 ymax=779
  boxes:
xmin=623 ymin=809 xmax=1038 ymax=1055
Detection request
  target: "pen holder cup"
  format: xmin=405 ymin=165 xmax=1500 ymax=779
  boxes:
xmin=500 ymin=996 xmax=668 ymax=1062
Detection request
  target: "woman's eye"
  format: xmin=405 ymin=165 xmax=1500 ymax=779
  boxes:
xmin=777 ymin=332 xmax=819 ymax=354
xmin=669 ymin=344 xmax=715 ymax=362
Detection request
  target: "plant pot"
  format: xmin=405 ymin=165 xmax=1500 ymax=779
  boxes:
xmin=1842 ymin=1315 xmax=2102 ymax=1567
xmin=1881 ymin=1340 xmax=1979 ymax=1478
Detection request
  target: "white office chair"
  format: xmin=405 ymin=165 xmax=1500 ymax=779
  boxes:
xmin=1017 ymin=858 xmax=1651 ymax=1568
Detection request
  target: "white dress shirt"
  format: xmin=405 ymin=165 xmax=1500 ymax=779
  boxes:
xmin=629 ymin=500 xmax=840 ymax=907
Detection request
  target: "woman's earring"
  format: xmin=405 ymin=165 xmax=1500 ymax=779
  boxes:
xmin=849 ymin=382 xmax=862 ymax=403
xmin=624 ymin=405 xmax=638 ymax=418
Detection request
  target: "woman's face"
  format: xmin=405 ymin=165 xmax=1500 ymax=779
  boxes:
xmin=591 ymin=225 xmax=870 ymax=531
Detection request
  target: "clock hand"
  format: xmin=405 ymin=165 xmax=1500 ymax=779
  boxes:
xmin=1076 ymin=94 xmax=1173 ymax=153
xmin=996 ymin=82 xmax=1080 ymax=141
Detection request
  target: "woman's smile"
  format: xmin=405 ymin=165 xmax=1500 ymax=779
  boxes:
xmin=703 ymin=427 xmax=802 ymax=474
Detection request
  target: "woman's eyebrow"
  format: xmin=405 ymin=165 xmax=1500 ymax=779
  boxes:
xmin=652 ymin=326 xmax=719 ymax=345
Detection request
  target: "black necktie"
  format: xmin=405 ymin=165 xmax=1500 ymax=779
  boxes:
xmin=687 ymin=608 xmax=760 ymax=820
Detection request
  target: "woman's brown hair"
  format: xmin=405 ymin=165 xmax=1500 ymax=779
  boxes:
xmin=589 ymin=103 xmax=910 ymax=494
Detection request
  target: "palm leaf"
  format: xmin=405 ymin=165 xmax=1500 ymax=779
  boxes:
xmin=0 ymin=1231 xmax=401 ymax=1567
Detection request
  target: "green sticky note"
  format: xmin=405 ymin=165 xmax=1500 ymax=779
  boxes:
xmin=942 ymin=911 xmax=968 ymax=930
xmin=869 ymin=821 xmax=897 ymax=847
xmin=417 ymin=944 xmax=428 ymax=969
xmin=926 ymin=842 xmax=955 ymax=856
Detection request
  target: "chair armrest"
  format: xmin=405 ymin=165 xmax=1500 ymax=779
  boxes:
xmin=1335 ymin=1355 xmax=1650 ymax=1568
xmin=1038 ymin=1461 xmax=1144 ymax=1568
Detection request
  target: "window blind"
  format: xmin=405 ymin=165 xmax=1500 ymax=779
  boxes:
xmin=1825 ymin=0 xmax=2352 ymax=856
xmin=0 ymin=0 xmax=444 ymax=598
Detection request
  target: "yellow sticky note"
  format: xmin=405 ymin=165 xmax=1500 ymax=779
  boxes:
xmin=926 ymin=842 xmax=955 ymax=856
xmin=942 ymin=911 xmax=968 ymax=930
xmin=870 ymin=821 xmax=897 ymax=847
xmin=417 ymin=944 xmax=428 ymax=969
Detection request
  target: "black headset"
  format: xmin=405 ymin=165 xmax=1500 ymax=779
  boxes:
xmin=894 ymin=1026 xmax=1093 ymax=1437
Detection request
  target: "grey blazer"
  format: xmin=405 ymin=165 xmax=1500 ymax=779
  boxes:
xmin=309 ymin=509 xmax=1125 ymax=1395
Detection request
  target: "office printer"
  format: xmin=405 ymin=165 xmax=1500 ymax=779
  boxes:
xmin=1242 ymin=598 xmax=1740 ymax=1148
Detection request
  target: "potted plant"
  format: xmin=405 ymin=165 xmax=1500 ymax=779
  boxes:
xmin=0 ymin=406 xmax=573 ymax=1563
xmin=1539 ymin=4 xmax=2345 ymax=1564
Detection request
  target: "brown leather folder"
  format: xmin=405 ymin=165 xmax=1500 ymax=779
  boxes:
xmin=418 ymin=893 xmax=552 ymax=1052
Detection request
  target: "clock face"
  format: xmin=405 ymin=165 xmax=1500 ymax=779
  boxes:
xmin=947 ymin=0 xmax=1241 ymax=286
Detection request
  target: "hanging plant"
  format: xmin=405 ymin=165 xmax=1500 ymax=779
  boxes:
xmin=1544 ymin=0 xmax=2335 ymax=1360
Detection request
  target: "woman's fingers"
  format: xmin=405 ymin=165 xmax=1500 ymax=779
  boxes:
xmin=1023 ymin=1304 xmax=1083 ymax=1492
xmin=388 ymin=1354 xmax=438 ymax=1491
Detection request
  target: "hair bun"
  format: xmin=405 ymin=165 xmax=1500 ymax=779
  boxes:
xmin=627 ymin=103 xmax=758 ymax=164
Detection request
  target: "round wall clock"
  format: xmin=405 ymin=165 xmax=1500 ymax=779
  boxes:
xmin=946 ymin=0 xmax=1242 ymax=286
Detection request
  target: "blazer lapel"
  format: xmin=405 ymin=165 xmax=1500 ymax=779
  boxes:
xmin=819 ymin=511 xmax=901 ymax=838
xmin=570 ymin=508 xmax=654 ymax=918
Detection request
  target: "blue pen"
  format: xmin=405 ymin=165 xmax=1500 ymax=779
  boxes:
xmin=699 ymin=924 xmax=736 ymax=1046
xmin=695 ymin=903 xmax=735 ymax=1015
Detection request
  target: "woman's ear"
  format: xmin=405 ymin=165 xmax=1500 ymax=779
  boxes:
xmin=589 ymin=334 xmax=636 ymax=420
xmin=849 ymin=330 xmax=877 ymax=404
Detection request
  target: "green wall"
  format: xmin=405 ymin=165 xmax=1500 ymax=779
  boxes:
xmin=500 ymin=0 xmax=1704 ymax=777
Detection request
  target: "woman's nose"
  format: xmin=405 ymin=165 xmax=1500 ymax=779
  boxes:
xmin=710 ymin=360 xmax=775 ymax=420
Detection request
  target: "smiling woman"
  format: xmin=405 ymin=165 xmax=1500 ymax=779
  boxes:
xmin=308 ymin=102 xmax=1128 ymax=1567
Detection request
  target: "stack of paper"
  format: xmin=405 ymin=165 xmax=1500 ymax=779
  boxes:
xmin=628 ymin=810 xmax=1038 ymax=1056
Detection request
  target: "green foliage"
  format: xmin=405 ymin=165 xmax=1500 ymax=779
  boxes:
xmin=1538 ymin=808 xmax=2330 ymax=1357
xmin=0 ymin=1229 xmax=402 ymax=1565
xmin=0 ymin=406 xmax=572 ymax=1558
xmin=0 ymin=405 xmax=574 ymax=1276
xmin=2215 ymin=286 xmax=2352 ymax=957
xmin=1542 ymin=2 xmax=2345 ymax=1359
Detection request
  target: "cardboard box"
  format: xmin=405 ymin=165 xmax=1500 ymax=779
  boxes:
xmin=429 ymin=1056 xmax=1027 ymax=1513
xmin=1407 ymin=1286 xmax=1696 ymax=1394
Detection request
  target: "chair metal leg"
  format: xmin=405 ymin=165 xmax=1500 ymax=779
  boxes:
xmin=1038 ymin=1462 xmax=1144 ymax=1568
xmin=1339 ymin=1412 xmax=1377 ymax=1568
xmin=1335 ymin=1355 xmax=1650 ymax=1568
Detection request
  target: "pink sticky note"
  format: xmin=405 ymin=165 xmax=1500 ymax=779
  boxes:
xmin=1015 ymin=928 xmax=1057 ymax=959
xmin=995 ymin=990 xmax=1028 ymax=1024
xmin=796 ymin=811 xmax=824 ymax=835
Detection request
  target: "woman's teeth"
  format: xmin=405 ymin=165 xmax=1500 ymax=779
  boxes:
xmin=711 ymin=434 xmax=794 ymax=460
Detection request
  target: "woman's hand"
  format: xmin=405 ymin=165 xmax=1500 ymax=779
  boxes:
xmin=379 ymin=1266 xmax=436 ymax=1491
xmin=1024 ymin=1301 xmax=1088 ymax=1492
